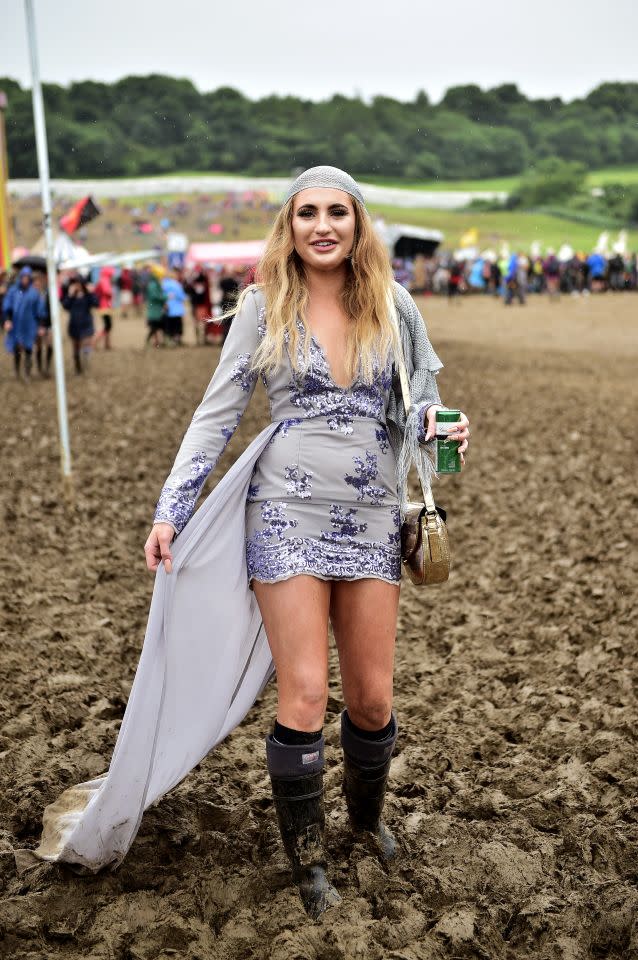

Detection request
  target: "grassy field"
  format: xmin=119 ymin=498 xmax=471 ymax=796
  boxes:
xmin=587 ymin=165 xmax=638 ymax=187
xmin=367 ymin=203 xmax=630 ymax=251
xmin=361 ymin=174 xmax=518 ymax=193
xmin=14 ymin=168 xmax=635 ymax=254
xmin=361 ymin=165 xmax=638 ymax=194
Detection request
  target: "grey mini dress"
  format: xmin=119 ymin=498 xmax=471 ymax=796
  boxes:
xmin=154 ymin=288 xmax=433 ymax=586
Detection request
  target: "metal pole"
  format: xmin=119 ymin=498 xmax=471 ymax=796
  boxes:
xmin=24 ymin=0 xmax=73 ymax=495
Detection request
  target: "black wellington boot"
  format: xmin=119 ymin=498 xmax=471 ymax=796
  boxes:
xmin=341 ymin=711 xmax=399 ymax=862
xmin=267 ymin=735 xmax=341 ymax=919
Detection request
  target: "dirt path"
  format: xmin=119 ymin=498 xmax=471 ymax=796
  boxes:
xmin=1 ymin=294 xmax=636 ymax=959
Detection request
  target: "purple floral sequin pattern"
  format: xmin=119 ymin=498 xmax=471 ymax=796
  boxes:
xmin=321 ymin=505 xmax=368 ymax=544
xmin=344 ymin=451 xmax=387 ymax=505
xmin=230 ymin=353 xmax=257 ymax=392
xmin=327 ymin=412 xmax=354 ymax=435
xmin=221 ymin=411 xmax=242 ymax=444
xmin=286 ymin=320 xmax=391 ymax=428
xmin=257 ymin=501 xmax=298 ymax=542
xmin=288 ymin=366 xmax=337 ymax=416
xmin=284 ymin=465 xmax=313 ymax=499
xmin=246 ymin=533 xmax=400 ymax=584
xmin=288 ymin=366 xmax=387 ymax=431
xmin=269 ymin=417 xmax=303 ymax=444
xmin=257 ymin=306 xmax=267 ymax=340
xmin=154 ymin=450 xmax=213 ymax=533
xmin=375 ymin=426 xmax=389 ymax=454
xmin=387 ymin=506 xmax=401 ymax=546
xmin=257 ymin=310 xmax=268 ymax=386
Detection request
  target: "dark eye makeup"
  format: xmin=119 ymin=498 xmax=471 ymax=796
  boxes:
xmin=296 ymin=205 xmax=350 ymax=217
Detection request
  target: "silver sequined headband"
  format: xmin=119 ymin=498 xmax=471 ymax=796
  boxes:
xmin=283 ymin=165 xmax=365 ymax=207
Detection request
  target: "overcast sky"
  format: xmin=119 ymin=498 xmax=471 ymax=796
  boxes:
xmin=3 ymin=0 xmax=637 ymax=104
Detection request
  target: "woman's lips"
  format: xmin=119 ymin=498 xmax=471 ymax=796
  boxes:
xmin=310 ymin=240 xmax=337 ymax=253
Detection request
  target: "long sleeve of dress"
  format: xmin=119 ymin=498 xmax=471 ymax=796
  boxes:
xmin=153 ymin=289 xmax=262 ymax=534
xmin=390 ymin=283 xmax=446 ymax=444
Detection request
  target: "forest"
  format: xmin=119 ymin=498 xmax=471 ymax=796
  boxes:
xmin=2 ymin=75 xmax=638 ymax=182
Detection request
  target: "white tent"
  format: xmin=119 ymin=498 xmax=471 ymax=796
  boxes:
xmin=31 ymin=230 xmax=90 ymax=266
xmin=374 ymin=219 xmax=444 ymax=258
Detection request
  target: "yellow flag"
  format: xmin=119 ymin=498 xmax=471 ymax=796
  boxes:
xmin=0 ymin=92 xmax=12 ymax=270
xmin=460 ymin=227 xmax=478 ymax=248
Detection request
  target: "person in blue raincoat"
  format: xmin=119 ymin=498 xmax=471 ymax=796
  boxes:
xmin=468 ymin=257 xmax=486 ymax=291
xmin=161 ymin=269 xmax=187 ymax=345
xmin=586 ymin=250 xmax=607 ymax=292
xmin=2 ymin=266 xmax=46 ymax=380
xmin=504 ymin=252 xmax=526 ymax=306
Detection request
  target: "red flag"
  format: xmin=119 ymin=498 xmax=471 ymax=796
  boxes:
xmin=60 ymin=195 xmax=101 ymax=234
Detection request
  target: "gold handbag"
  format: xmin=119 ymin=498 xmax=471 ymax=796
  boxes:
xmin=400 ymin=491 xmax=450 ymax=586
xmin=393 ymin=307 xmax=451 ymax=587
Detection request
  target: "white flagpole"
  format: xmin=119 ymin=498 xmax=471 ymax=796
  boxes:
xmin=24 ymin=0 xmax=73 ymax=495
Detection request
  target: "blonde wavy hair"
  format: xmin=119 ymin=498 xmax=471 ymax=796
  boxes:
xmin=231 ymin=196 xmax=398 ymax=384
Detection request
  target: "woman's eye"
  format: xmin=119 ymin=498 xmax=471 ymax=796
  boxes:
xmin=296 ymin=208 xmax=348 ymax=218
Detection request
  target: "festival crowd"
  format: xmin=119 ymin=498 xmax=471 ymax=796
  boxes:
xmin=392 ymin=248 xmax=638 ymax=304
xmin=0 ymin=262 xmax=250 ymax=381
xmin=1 ymin=243 xmax=636 ymax=381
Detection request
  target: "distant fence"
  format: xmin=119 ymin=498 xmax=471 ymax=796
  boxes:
xmin=8 ymin=176 xmax=507 ymax=211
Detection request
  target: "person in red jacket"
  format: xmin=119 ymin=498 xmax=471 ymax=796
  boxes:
xmin=94 ymin=266 xmax=114 ymax=349
xmin=185 ymin=267 xmax=212 ymax=345
xmin=118 ymin=267 xmax=134 ymax=317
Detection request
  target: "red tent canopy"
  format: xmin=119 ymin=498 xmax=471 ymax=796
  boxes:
xmin=185 ymin=240 xmax=266 ymax=269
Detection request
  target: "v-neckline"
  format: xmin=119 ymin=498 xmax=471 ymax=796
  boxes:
xmin=308 ymin=330 xmax=357 ymax=392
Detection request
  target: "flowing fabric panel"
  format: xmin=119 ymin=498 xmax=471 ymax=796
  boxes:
xmin=36 ymin=423 xmax=278 ymax=871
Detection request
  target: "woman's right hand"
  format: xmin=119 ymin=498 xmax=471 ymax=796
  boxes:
xmin=144 ymin=523 xmax=175 ymax=574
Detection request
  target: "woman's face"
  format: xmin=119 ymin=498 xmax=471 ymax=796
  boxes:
xmin=291 ymin=188 xmax=356 ymax=272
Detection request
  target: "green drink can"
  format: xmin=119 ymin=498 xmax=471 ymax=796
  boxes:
xmin=435 ymin=409 xmax=461 ymax=473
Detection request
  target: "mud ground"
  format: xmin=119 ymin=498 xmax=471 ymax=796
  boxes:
xmin=1 ymin=292 xmax=637 ymax=959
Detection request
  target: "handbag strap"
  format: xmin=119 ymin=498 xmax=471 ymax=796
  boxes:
xmin=387 ymin=290 xmax=437 ymax=515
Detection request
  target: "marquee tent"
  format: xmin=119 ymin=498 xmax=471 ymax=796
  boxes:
xmin=374 ymin=220 xmax=444 ymax=259
xmin=185 ymin=240 xmax=266 ymax=269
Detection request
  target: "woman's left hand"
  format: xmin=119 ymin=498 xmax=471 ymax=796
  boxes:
xmin=424 ymin=406 xmax=470 ymax=466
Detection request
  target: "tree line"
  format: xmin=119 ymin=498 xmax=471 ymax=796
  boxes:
xmin=2 ymin=76 xmax=638 ymax=182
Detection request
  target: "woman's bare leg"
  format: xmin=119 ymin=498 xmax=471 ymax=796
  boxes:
xmin=330 ymin=578 xmax=400 ymax=730
xmin=330 ymin=578 xmax=400 ymax=859
xmin=253 ymin=575 xmax=340 ymax=918
xmin=252 ymin=575 xmax=332 ymax=731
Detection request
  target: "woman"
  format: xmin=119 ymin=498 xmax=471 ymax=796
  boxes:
xmin=118 ymin=266 xmax=134 ymax=317
xmin=34 ymin=272 xmax=52 ymax=377
xmin=61 ymin=276 xmax=97 ymax=374
xmin=161 ymin=268 xmax=187 ymax=346
xmin=94 ymin=265 xmax=115 ymax=349
xmin=186 ymin=267 xmax=212 ymax=345
xmin=2 ymin=266 xmax=45 ymax=380
xmin=218 ymin=267 xmax=240 ymax=342
xmin=144 ymin=265 xmax=167 ymax=347
xmin=146 ymin=167 xmax=470 ymax=916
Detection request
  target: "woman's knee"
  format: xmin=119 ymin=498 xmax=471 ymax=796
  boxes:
xmin=278 ymin=680 xmax=328 ymax=731
xmin=346 ymin=690 xmax=393 ymax=731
